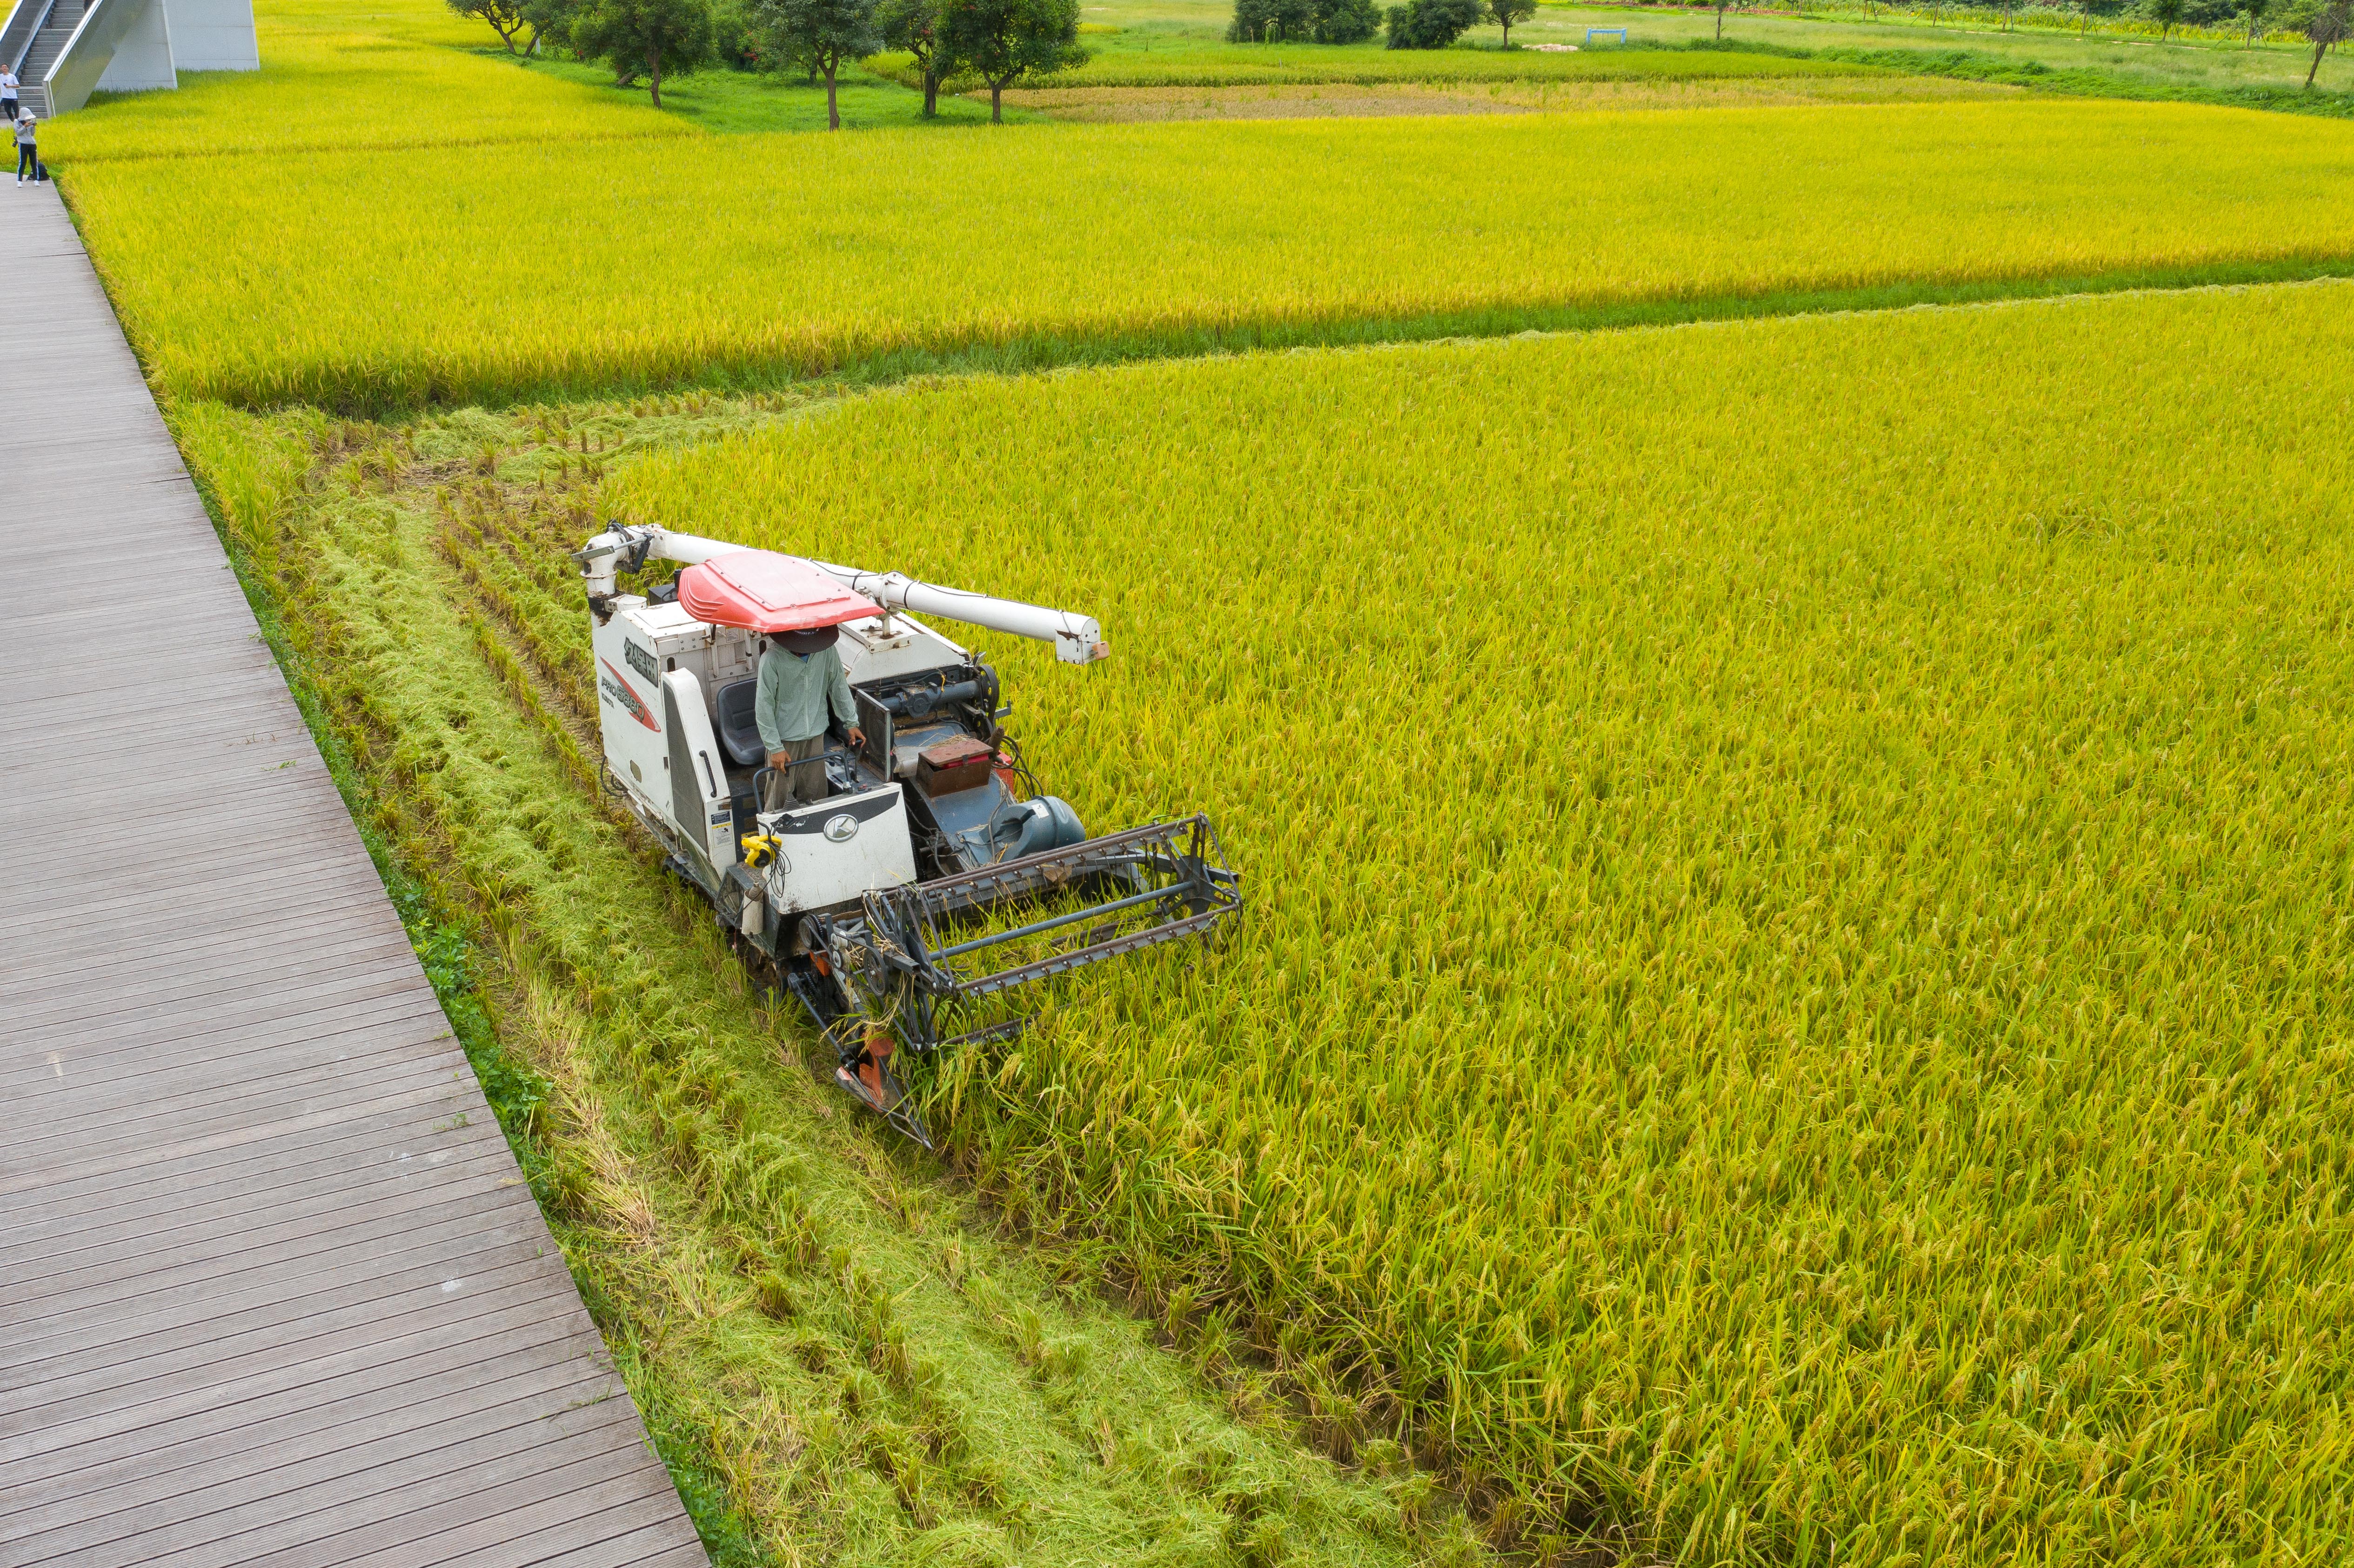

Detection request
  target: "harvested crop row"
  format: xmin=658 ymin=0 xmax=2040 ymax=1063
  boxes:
xmin=64 ymin=100 xmax=2354 ymax=410
xmin=172 ymin=396 xmax=1464 ymax=1568
xmin=605 ymin=281 xmax=2354 ymax=1565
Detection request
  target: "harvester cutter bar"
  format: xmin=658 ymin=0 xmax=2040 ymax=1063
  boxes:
xmin=952 ymin=905 xmax=1230 ymax=998
xmin=909 ymin=815 xmax=1237 ymax=921
xmin=842 ymin=814 xmax=1238 ymax=1048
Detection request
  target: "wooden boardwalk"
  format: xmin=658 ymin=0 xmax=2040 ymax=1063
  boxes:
xmin=0 ymin=185 xmax=705 ymax=1568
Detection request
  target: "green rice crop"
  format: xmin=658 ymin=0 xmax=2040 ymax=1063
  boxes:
xmin=47 ymin=0 xmax=689 ymax=164
xmin=605 ymin=280 xmax=2354 ymax=1564
xmin=63 ymin=100 xmax=2354 ymax=411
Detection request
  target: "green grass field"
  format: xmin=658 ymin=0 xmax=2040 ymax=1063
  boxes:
xmin=1531 ymin=0 xmax=2354 ymax=93
xmin=522 ymin=53 xmax=1044 ymax=128
xmin=998 ymin=0 xmax=2354 ymax=114
xmin=876 ymin=37 xmax=1875 ymax=87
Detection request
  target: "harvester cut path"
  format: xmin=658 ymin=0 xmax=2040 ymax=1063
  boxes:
xmin=576 ymin=524 xmax=1241 ymax=1146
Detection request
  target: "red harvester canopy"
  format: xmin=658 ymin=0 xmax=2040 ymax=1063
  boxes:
xmin=675 ymin=550 xmax=881 ymax=634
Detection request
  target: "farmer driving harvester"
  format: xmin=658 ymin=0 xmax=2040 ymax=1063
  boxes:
xmin=756 ymin=625 xmax=866 ymax=809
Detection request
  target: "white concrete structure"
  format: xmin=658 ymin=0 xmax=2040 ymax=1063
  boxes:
xmin=0 ymin=0 xmax=254 ymax=116
xmin=155 ymin=0 xmax=255 ymax=68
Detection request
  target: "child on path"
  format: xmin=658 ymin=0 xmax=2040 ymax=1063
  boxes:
xmin=14 ymin=109 xmax=33 ymax=185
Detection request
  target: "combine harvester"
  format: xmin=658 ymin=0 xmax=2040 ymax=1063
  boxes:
xmin=575 ymin=525 xmax=1240 ymax=1145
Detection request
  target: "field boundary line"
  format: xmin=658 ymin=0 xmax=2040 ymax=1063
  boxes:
xmin=133 ymin=251 xmax=2354 ymax=417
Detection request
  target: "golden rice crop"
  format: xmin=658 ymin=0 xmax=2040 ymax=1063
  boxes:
xmin=604 ymin=280 xmax=2354 ymax=1565
xmin=47 ymin=0 xmax=689 ymax=163
xmin=161 ymin=396 xmax=1449 ymax=1567
xmin=62 ymin=99 xmax=2354 ymax=410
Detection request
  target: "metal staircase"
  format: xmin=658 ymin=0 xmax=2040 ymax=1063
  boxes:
xmin=15 ymin=0 xmax=83 ymax=114
xmin=0 ymin=0 xmax=168 ymax=117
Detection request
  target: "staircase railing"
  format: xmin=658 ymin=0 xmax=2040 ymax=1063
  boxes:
xmin=0 ymin=0 xmax=57 ymax=77
xmin=45 ymin=0 xmax=147 ymax=116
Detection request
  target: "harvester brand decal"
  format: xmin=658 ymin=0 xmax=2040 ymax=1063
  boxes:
xmin=598 ymin=658 xmax=659 ymax=732
xmin=624 ymin=639 xmax=659 ymax=683
xmin=773 ymin=792 xmax=900 ymax=835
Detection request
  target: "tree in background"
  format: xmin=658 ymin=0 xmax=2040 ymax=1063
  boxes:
xmin=754 ymin=0 xmax=880 ymax=127
xmin=940 ymin=0 xmax=1083 ymax=121
xmin=1714 ymin=0 xmax=1731 ymax=38
xmin=572 ymin=0 xmax=713 ymax=103
xmin=1228 ymin=0 xmax=1375 ymax=40
xmin=1383 ymin=0 xmax=1477 ymax=47
xmin=1314 ymin=0 xmax=1378 ymax=38
xmin=1485 ymin=0 xmax=1533 ymax=46
xmin=2243 ymin=0 xmax=2273 ymax=40
xmin=1228 ymin=0 xmax=1310 ymax=39
xmin=878 ymin=0 xmax=954 ymax=113
xmin=2149 ymin=0 xmax=2183 ymax=35
xmin=2305 ymin=0 xmax=2350 ymax=82
xmin=448 ymin=0 xmax=534 ymax=50
xmin=710 ymin=0 xmax=766 ymax=67
xmin=520 ymin=0 xmax=582 ymax=53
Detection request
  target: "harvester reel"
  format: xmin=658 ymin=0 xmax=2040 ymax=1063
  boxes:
xmin=810 ymin=816 xmax=1239 ymax=1144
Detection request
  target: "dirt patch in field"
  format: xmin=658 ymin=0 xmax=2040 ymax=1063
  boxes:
xmin=993 ymin=75 xmax=2024 ymax=121
xmin=995 ymin=83 xmax=1534 ymax=120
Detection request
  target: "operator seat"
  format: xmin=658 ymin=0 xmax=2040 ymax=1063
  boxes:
xmin=714 ymin=678 xmax=767 ymax=767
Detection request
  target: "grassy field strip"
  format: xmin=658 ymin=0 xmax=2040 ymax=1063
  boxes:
xmin=872 ymin=40 xmax=1878 ymax=89
xmin=47 ymin=0 xmax=692 ymax=163
xmin=602 ymin=279 xmax=2354 ymax=1565
xmin=171 ymin=394 xmax=1469 ymax=1568
xmin=1525 ymin=0 xmax=2354 ymax=93
xmin=67 ymin=99 xmax=2354 ymax=411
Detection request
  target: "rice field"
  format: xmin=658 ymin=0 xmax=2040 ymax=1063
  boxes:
xmin=166 ymin=396 xmax=1459 ymax=1567
xmin=995 ymin=76 xmax=2022 ymax=120
xmin=47 ymin=0 xmax=687 ymax=163
xmin=76 ymin=1 xmax=2354 ymax=1557
xmin=596 ymin=280 xmax=2354 ymax=1565
xmin=62 ymin=99 xmax=2354 ymax=410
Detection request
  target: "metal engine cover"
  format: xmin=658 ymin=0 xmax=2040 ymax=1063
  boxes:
xmin=759 ymin=783 xmax=917 ymax=914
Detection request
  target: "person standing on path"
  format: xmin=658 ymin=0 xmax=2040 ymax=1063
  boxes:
xmin=1 ymin=70 xmax=20 ymax=124
xmin=14 ymin=110 xmax=35 ymax=186
xmin=754 ymin=624 xmax=864 ymax=812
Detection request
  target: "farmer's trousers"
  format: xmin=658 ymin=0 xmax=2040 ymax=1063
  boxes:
xmin=761 ymin=734 xmax=830 ymax=812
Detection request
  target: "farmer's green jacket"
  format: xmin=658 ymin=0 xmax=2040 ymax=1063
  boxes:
xmin=755 ymin=644 xmax=856 ymax=751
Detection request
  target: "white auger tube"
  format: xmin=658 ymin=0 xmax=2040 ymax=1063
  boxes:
xmin=813 ymin=564 xmax=1108 ymax=666
xmin=577 ymin=525 xmax=1109 ymax=664
xmin=575 ymin=525 xmax=742 ymax=594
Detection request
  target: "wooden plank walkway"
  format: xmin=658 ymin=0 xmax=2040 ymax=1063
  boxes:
xmin=0 ymin=183 xmax=707 ymax=1568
